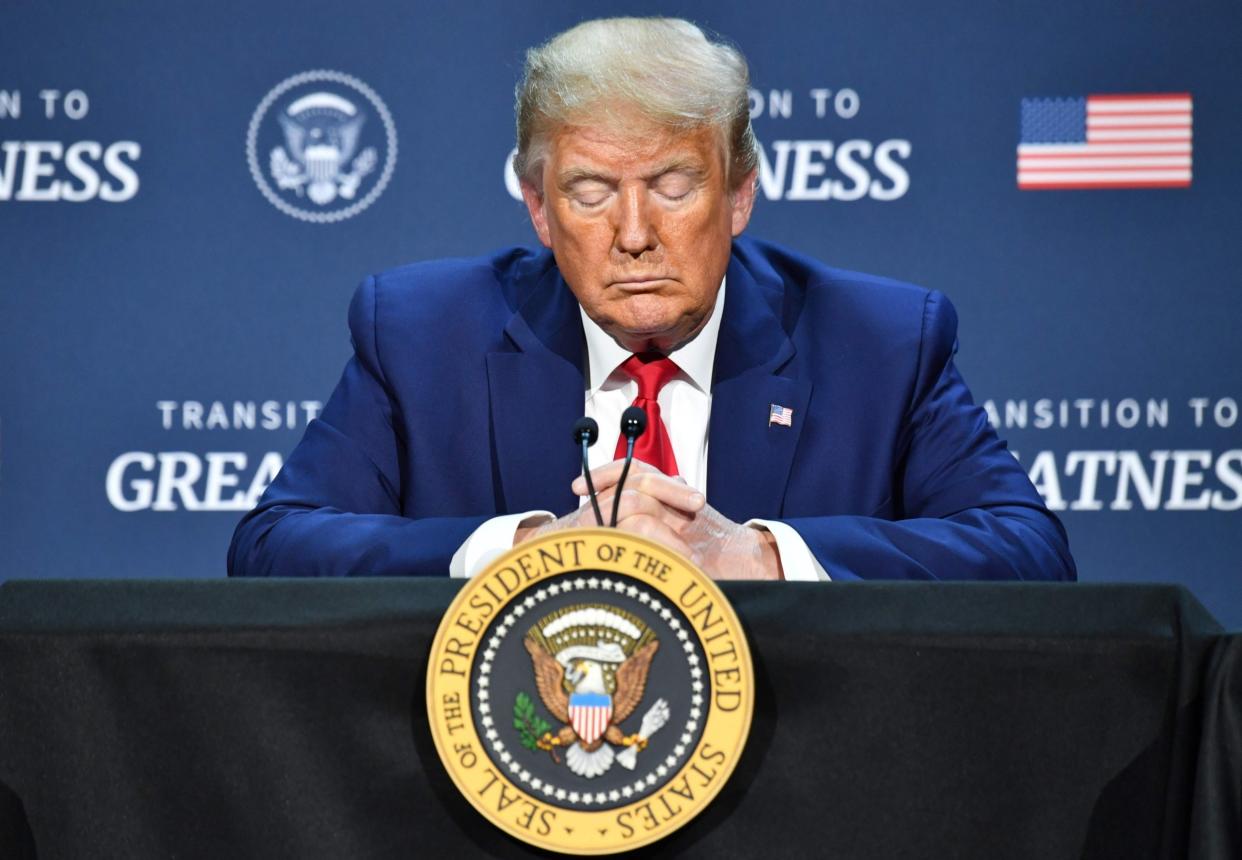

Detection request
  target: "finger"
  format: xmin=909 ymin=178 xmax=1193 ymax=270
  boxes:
xmin=592 ymin=486 xmax=678 ymax=527
xmin=623 ymin=471 xmax=704 ymax=514
xmin=572 ymin=459 xmax=656 ymax=495
xmin=610 ymin=488 xmax=694 ymax=527
xmin=577 ymin=465 xmax=704 ymax=514
xmin=592 ymin=485 xmax=695 ymax=527
xmin=614 ymin=513 xmax=696 ymax=561
xmin=593 ymin=482 xmax=696 ymax=521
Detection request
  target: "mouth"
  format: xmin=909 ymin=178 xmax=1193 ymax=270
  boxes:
xmin=610 ymin=277 xmax=672 ymax=292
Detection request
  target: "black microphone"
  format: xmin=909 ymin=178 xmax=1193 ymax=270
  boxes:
xmin=611 ymin=406 xmax=647 ymax=527
xmin=572 ymin=417 xmax=604 ymax=526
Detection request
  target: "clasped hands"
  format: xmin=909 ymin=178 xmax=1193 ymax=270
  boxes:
xmin=514 ymin=460 xmax=782 ymax=581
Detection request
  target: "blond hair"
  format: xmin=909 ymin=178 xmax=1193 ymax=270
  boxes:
xmin=514 ymin=17 xmax=758 ymax=189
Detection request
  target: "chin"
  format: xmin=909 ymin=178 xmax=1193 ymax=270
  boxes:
xmin=599 ymin=297 xmax=700 ymax=352
xmin=615 ymin=298 xmax=679 ymax=329
xmin=614 ymin=325 xmax=686 ymax=354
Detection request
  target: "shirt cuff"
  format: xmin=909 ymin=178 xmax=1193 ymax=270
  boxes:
xmin=450 ymin=511 xmax=555 ymax=578
xmin=745 ymin=519 xmax=831 ymax=582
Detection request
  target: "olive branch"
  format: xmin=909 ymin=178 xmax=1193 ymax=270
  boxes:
xmin=514 ymin=691 xmax=552 ymax=752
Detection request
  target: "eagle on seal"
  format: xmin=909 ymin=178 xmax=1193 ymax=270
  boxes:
xmin=524 ymin=634 xmax=665 ymax=778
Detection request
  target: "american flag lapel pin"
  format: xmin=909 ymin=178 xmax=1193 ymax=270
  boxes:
xmin=769 ymin=403 xmax=793 ymax=427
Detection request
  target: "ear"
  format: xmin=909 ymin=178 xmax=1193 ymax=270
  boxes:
xmin=729 ymin=168 xmax=759 ymax=237
xmin=520 ymin=178 xmax=553 ymax=248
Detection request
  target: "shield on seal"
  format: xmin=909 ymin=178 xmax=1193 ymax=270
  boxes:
xmin=568 ymin=692 xmax=613 ymax=745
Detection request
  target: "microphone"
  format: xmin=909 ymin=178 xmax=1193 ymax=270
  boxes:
xmin=611 ymin=406 xmax=647 ymax=527
xmin=572 ymin=417 xmax=604 ymax=526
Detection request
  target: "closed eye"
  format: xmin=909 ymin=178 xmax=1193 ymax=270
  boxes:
xmin=572 ymin=192 xmax=611 ymax=209
xmin=562 ymin=175 xmax=614 ymax=209
xmin=651 ymin=171 xmax=698 ymax=202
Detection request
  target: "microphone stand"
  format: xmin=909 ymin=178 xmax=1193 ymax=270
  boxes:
xmin=572 ymin=417 xmax=604 ymax=526
xmin=610 ymin=406 xmax=647 ymax=528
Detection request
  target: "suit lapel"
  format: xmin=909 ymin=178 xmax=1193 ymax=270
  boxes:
xmin=707 ymin=252 xmax=811 ymax=522
xmin=487 ymin=267 xmax=584 ymax=516
xmin=486 ymin=250 xmax=810 ymax=521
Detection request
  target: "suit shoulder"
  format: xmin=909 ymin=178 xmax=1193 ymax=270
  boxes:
xmin=737 ymin=234 xmax=926 ymax=296
xmin=367 ymin=246 xmax=552 ymax=312
xmin=811 ymin=267 xmax=950 ymax=341
xmin=351 ymin=246 xmax=550 ymax=328
xmin=347 ymin=245 xmax=554 ymax=356
xmin=735 ymin=235 xmax=944 ymax=335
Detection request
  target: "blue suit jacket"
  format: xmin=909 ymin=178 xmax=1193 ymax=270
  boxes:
xmin=228 ymin=237 xmax=1075 ymax=581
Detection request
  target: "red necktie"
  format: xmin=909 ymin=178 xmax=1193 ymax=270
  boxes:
xmin=613 ymin=353 xmax=680 ymax=476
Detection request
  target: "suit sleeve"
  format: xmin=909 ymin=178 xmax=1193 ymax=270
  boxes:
xmin=783 ymin=291 xmax=1077 ymax=582
xmin=227 ymin=276 xmax=488 ymax=577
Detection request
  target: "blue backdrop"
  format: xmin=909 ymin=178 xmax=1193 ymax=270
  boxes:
xmin=2 ymin=1 xmax=1239 ymax=624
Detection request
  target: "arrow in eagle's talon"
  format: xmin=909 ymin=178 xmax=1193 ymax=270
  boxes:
xmin=616 ymin=698 xmax=671 ymax=770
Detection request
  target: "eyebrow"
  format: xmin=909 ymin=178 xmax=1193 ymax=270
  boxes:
xmin=556 ymin=159 xmax=707 ymax=190
xmin=557 ymin=168 xmax=615 ymax=189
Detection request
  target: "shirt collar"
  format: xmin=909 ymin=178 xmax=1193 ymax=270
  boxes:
xmin=580 ymin=278 xmax=726 ymax=396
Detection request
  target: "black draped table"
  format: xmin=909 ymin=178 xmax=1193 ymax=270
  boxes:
xmin=0 ymin=580 xmax=1237 ymax=859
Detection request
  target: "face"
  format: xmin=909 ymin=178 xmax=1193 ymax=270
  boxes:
xmin=521 ymin=120 xmax=757 ymax=354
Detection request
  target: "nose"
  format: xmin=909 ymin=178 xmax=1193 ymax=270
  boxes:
xmin=613 ymin=183 xmax=657 ymax=256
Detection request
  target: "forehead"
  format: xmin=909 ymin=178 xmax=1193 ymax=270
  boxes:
xmin=545 ymin=121 xmax=726 ymax=178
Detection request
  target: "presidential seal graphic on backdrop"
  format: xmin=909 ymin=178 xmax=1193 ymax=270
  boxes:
xmin=427 ymin=529 xmax=754 ymax=854
xmin=246 ymin=70 xmax=397 ymax=223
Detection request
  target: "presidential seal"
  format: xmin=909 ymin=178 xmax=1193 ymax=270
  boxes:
xmin=427 ymin=529 xmax=754 ymax=854
xmin=246 ymin=70 xmax=397 ymax=223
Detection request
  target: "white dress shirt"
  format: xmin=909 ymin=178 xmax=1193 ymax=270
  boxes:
xmin=450 ymin=279 xmax=829 ymax=581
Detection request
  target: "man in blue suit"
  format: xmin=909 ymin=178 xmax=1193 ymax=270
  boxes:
xmin=229 ymin=18 xmax=1074 ymax=583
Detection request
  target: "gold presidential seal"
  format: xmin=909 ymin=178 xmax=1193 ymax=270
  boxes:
xmin=426 ymin=528 xmax=754 ymax=854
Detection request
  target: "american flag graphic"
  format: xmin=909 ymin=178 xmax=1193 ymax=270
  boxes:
xmin=568 ymin=693 xmax=612 ymax=745
xmin=769 ymin=404 xmax=793 ymax=427
xmin=1017 ymin=93 xmax=1192 ymax=189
